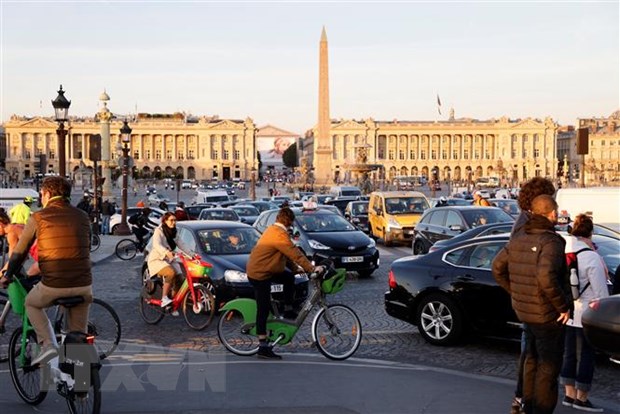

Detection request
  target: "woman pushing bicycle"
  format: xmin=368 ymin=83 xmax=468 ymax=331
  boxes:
xmin=246 ymin=207 xmax=324 ymax=360
xmin=147 ymin=212 xmax=192 ymax=313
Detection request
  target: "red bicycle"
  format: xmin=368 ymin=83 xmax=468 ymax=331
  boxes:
xmin=139 ymin=252 xmax=216 ymax=330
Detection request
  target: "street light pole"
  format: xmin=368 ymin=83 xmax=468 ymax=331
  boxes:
xmin=114 ymin=120 xmax=132 ymax=236
xmin=250 ymin=167 xmax=257 ymax=201
xmin=51 ymin=85 xmax=71 ymax=177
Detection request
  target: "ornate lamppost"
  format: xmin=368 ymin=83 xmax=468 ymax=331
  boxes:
xmin=51 ymin=85 xmax=71 ymax=177
xmin=250 ymin=166 xmax=257 ymax=201
xmin=114 ymin=120 xmax=132 ymax=235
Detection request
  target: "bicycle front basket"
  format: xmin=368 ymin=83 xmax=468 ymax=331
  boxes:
xmin=186 ymin=259 xmax=213 ymax=279
xmin=321 ymin=268 xmax=346 ymax=295
xmin=8 ymin=278 xmax=28 ymax=315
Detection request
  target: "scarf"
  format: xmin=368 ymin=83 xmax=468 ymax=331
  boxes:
xmin=161 ymin=224 xmax=177 ymax=251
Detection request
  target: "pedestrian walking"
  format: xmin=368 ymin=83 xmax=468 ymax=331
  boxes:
xmin=492 ymin=194 xmax=571 ymax=414
xmin=559 ymin=214 xmax=609 ymax=412
xmin=101 ymin=199 xmax=115 ymax=235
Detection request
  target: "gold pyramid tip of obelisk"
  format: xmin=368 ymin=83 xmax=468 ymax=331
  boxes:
xmin=321 ymin=26 xmax=327 ymax=42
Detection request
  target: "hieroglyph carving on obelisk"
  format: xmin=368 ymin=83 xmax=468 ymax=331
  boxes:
xmin=314 ymin=26 xmax=333 ymax=185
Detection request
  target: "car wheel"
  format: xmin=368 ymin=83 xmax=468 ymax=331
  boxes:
xmin=111 ymin=224 xmax=118 ymax=234
xmin=416 ymin=293 xmax=464 ymax=346
xmin=413 ymin=240 xmax=425 ymax=255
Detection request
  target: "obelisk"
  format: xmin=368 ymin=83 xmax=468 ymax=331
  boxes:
xmin=314 ymin=26 xmax=333 ymax=185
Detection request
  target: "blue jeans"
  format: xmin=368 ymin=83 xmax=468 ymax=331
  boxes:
xmin=560 ymin=326 xmax=595 ymax=392
xmin=101 ymin=215 xmax=110 ymax=235
xmin=522 ymin=322 xmax=565 ymax=414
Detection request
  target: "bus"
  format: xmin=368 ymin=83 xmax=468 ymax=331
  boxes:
xmin=393 ymin=176 xmax=426 ymax=190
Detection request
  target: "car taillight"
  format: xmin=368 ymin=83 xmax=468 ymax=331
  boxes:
xmin=388 ymin=270 xmax=397 ymax=289
xmin=588 ymin=299 xmax=600 ymax=311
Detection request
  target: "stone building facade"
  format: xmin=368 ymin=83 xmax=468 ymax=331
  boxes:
xmin=578 ymin=111 xmax=620 ymax=184
xmin=308 ymin=115 xmax=559 ymax=186
xmin=2 ymin=113 xmax=258 ymax=183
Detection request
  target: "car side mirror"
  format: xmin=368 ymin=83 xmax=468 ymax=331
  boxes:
xmin=449 ymin=224 xmax=464 ymax=232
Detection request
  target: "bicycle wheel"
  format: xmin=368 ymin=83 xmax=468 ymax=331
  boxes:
xmin=138 ymin=281 xmax=165 ymax=325
xmin=1 ymin=294 xmax=20 ymax=363
xmin=217 ymin=309 xmax=259 ymax=356
xmin=312 ymin=304 xmax=362 ymax=360
xmin=8 ymin=327 xmax=48 ymax=405
xmin=182 ymin=285 xmax=215 ymax=330
xmin=115 ymin=239 xmax=137 ymax=260
xmin=89 ymin=234 xmax=101 ymax=253
xmin=66 ymin=366 xmax=101 ymax=414
xmin=87 ymin=299 xmax=121 ymax=360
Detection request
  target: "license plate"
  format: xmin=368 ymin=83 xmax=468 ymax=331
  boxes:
xmin=342 ymin=256 xmax=363 ymax=263
xmin=270 ymin=284 xmax=283 ymax=293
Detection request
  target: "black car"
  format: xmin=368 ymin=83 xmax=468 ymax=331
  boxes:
xmin=386 ymin=233 xmax=619 ymax=346
xmin=412 ymin=206 xmax=514 ymax=255
xmin=245 ymin=200 xmax=279 ymax=214
xmin=582 ymin=294 xmax=620 ymax=361
xmin=253 ymin=206 xmax=379 ymax=277
xmin=344 ymin=201 xmax=369 ymax=233
xmin=325 ymin=197 xmax=359 ymax=214
xmin=185 ymin=203 xmax=216 ymax=220
xmin=141 ymin=221 xmax=309 ymax=307
xmin=428 ymin=222 xmax=515 ymax=253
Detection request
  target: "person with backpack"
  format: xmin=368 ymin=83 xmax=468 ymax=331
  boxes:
xmin=128 ymin=207 xmax=157 ymax=249
xmin=559 ymin=214 xmax=609 ymax=412
xmin=100 ymin=199 xmax=115 ymax=235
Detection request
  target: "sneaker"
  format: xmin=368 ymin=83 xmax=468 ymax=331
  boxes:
xmin=171 ymin=310 xmax=179 ymax=317
xmin=562 ymin=396 xmax=575 ymax=407
xmin=573 ymin=399 xmax=604 ymax=412
xmin=257 ymin=346 xmax=282 ymax=360
xmin=510 ymin=396 xmax=523 ymax=414
xmin=160 ymin=296 xmax=173 ymax=308
xmin=31 ymin=345 xmax=58 ymax=366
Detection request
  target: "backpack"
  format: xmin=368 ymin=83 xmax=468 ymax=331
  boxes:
xmin=128 ymin=213 xmax=140 ymax=225
xmin=566 ymin=247 xmax=592 ymax=299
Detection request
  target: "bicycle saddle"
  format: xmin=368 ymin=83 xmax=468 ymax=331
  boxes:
xmin=53 ymin=296 xmax=85 ymax=308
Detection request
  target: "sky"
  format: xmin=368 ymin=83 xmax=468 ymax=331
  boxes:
xmin=1 ymin=0 xmax=618 ymax=135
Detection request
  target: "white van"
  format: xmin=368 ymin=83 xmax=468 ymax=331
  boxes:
xmin=329 ymin=186 xmax=362 ymax=198
xmin=555 ymin=187 xmax=620 ymax=232
xmin=0 ymin=188 xmax=40 ymax=211
xmin=194 ymin=190 xmax=230 ymax=204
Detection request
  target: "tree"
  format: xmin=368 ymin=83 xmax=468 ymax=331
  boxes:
xmin=282 ymin=143 xmax=298 ymax=169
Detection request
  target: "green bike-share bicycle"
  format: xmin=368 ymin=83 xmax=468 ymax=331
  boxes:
xmin=6 ymin=276 xmax=101 ymax=414
xmin=217 ymin=262 xmax=362 ymax=360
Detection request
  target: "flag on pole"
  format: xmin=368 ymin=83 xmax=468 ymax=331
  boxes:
xmin=436 ymin=94 xmax=442 ymax=115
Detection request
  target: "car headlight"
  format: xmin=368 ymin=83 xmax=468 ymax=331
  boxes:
xmin=224 ymin=270 xmax=248 ymax=283
xmin=367 ymin=238 xmax=376 ymax=248
xmin=308 ymin=239 xmax=331 ymax=250
xmin=388 ymin=217 xmax=402 ymax=230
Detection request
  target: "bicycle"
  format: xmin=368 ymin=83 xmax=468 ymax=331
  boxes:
xmin=89 ymin=232 xmax=101 ymax=253
xmin=217 ymin=261 xmax=362 ymax=360
xmin=1 ymin=282 xmax=121 ymax=362
xmin=6 ymin=276 xmax=101 ymax=413
xmin=115 ymin=231 xmax=151 ymax=261
xmin=139 ymin=251 xmax=216 ymax=330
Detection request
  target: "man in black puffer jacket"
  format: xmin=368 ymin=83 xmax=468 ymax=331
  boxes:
xmin=493 ymin=194 xmax=571 ymax=414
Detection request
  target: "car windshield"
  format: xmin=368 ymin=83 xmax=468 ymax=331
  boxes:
xmin=385 ymin=197 xmax=429 ymax=214
xmin=296 ymin=213 xmax=356 ymax=232
xmin=201 ymin=210 xmax=239 ymax=221
xmin=352 ymin=203 xmax=369 ymax=215
xmin=197 ymin=227 xmax=260 ymax=255
xmin=461 ymin=209 xmax=514 ymax=228
xmin=494 ymin=200 xmax=520 ymax=215
xmin=233 ymin=206 xmax=259 ymax=217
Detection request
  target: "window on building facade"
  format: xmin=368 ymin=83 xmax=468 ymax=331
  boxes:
xmin=399 ymin=150 xmax=405 ymax=160
xmin=420 ymin=150 xmax=426 ymax=160
xmin=463 ymin=149 xmax=469 ymax=160
xmin=234 ymin=150 xmax=240 ymax=160
xmin=223 ymin=150 xmax=229 ymax=160
xmin=378 ymin=149 xmax=384 ymax=159
xmin=388 ymin=150 xmax=395 ymax=160
xmin=49 ymin=150 xmax=55 ymax=160
xmin=602 ymin=140 xmax=605 ymax=146
xmin=134 ymin=151 xmax=139 ymax=159
xmin=453 ymin=150 xmax=458 ymax=159
xmin=188 ymin=150 xmax=194 ymax=159
xmin=166 ymin=150 xmax=172 ymax=160
xmin=522 ymin=150 xmax=527 ymax=158
xmin=484 ymin=151 xmax=490 ymax=159
xmin=145 ymin=149 xmax=151 ymax=159
xmin=177 ymin=152 xmax=184 ymax=160
xmin=431 ymin=149 xmax=437 ymax=159
xmin=212 ymin=150 xmax=218 ymax=159
xmin=442 ymin=150 xmax=447 ymax=159
xmin=155 ymin=150 xmax=161 ymax=160
xmin=410 ymin=150 xmax=416 ymax=159
xmin=474 ymin=150 xmax=480 ymax=159
xmin=534 ymin=149 xmax=540 ymax=158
